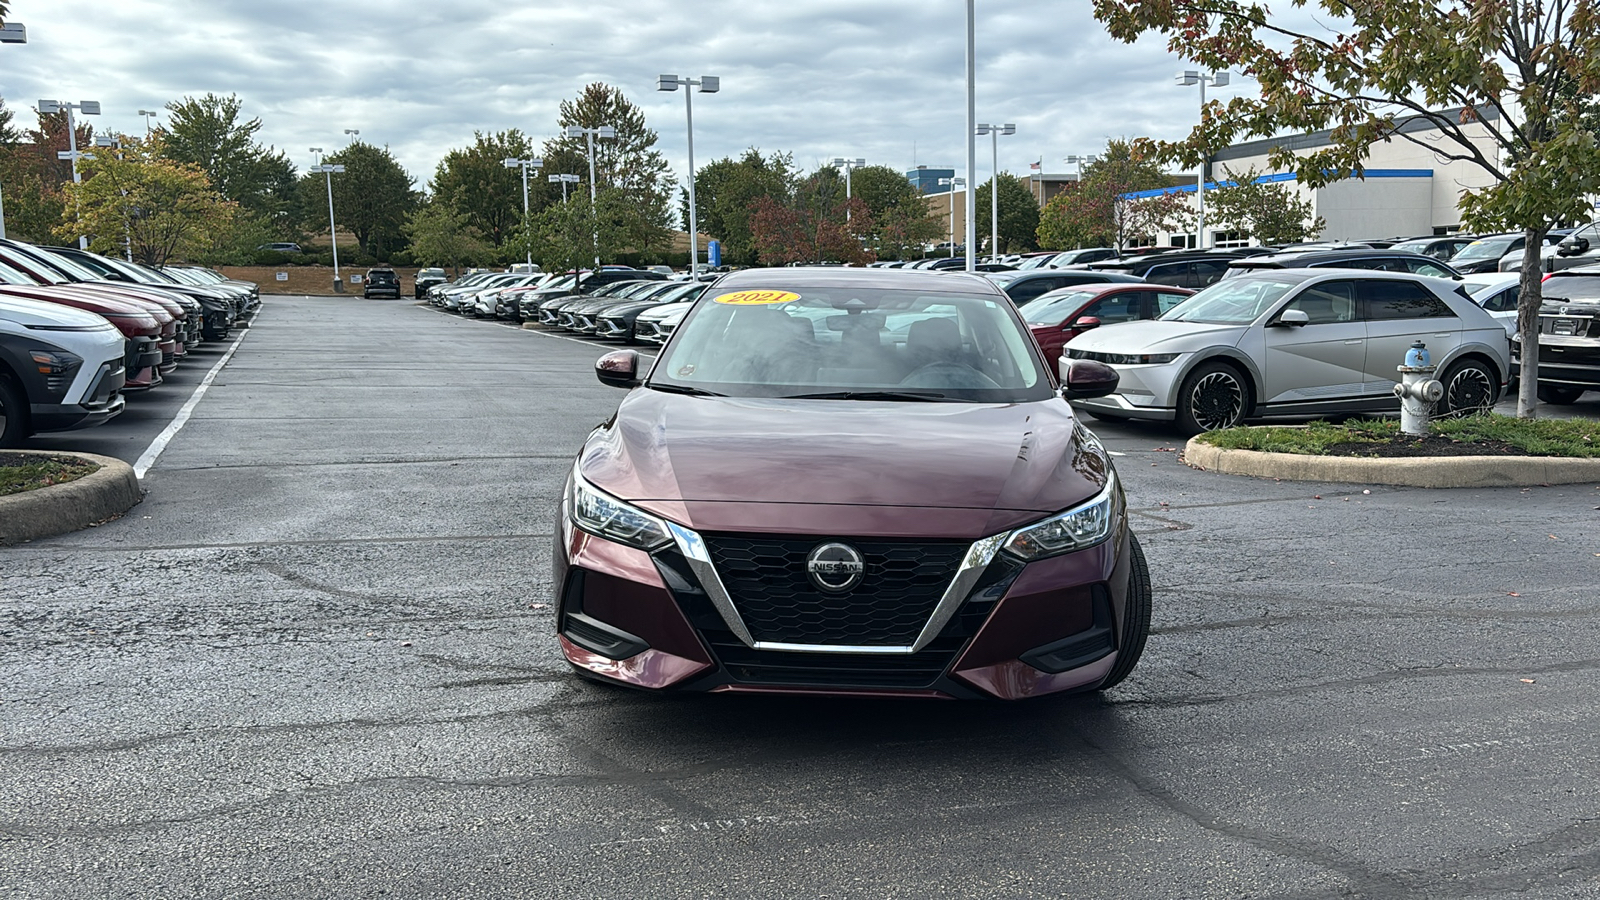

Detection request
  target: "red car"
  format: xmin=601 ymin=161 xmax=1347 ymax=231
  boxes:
xmin=1023 ymin=283 xmax=1195 ymax=369
xmin=554 ymin=267 xmax=1152 ymax=700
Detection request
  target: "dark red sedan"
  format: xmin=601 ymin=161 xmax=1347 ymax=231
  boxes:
xmin=1023 ymin=283 xmax=1195 ymax=369
xmin=553 ymin=267 xmax=1153 ymax=700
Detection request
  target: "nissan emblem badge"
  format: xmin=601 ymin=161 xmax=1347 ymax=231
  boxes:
xmin=806 ymin=542 xmax=865 ymax=593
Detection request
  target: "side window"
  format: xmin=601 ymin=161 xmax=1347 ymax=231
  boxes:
xmin=1483 ymin=287 xmax=1520 ymax=312
xmin=1189 ymin=260 xmax=1229 ymax=286
xmin=1144 ymin=263 xmax=1189 ymax=286
xmin=1405 ymin=259 xmax=1454 ymax=278
xmin=1155 ymin=292 xmax=1190 ymax=314
xmin=1079 ymin=292 xmax=1144 ymax=324
xmin=1283 ymin=281 xmax=1359 ymax=324
xmin=1007 ymin=280 xmax=1054 ymax=303
xmin=1362 ymin=279 xmax=1456 ymax=319
xmin=1331 ymin=257 xmax=1400 ymax=271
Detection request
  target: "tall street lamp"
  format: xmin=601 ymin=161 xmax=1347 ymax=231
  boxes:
xmin=0 ymin=22 xmax=27 ymax=240
xmin=565 ymin=124 xmax=616 ymax=267
xmin=829 ymin=158 xmax=867 ymax=223
xmin=938 ymin=176 xmax=965 ymax=257
xmin=1176 ymin=70 xmax=1229 ymax=249
xmin=964 ymin=0 xmax=976 ymax=273
xmin=657 ymin=74 xmax=719 ymax=274
xmin=548 ymin=173 xmax=580 ymax=202
xmin=95 ymin=136 xmax=134 ymax=261
xmin=1064 ymin=153 xmax=1099 ymax=182
xmin=503 ymin=156 xmax=544 ymax=268
xmin=309 ymin=150 xmax=347 ymax=292
xmin=975 ymin=123 xmax=1015 ymax=259
xmin=138 ymin=109 xmax=159 ymax=137
xmin=344 ymin=128 xmax=360 ymax=142
xmin=39 ymin=99 xmax=103 ymax=248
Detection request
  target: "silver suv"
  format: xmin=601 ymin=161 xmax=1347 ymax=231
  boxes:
xmin=1063 ymin=269 xmax=1511 ymax=433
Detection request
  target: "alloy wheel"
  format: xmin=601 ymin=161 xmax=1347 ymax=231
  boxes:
xmin=1188 ymin=371 xmax=1245 ymax=431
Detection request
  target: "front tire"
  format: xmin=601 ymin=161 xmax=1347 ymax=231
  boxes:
xmin=0 ymin=375 xmax=30 ymax=448
xmin=1097 ymin=532 xmax=1152 ymax=691
xmin=1438 ymin=357 xmax=1498 ymax=416
xmin=1538 ymin=384 xmax=1586 ymax=405
xmin=1175 ymin=361 xmax=1251 ymax=435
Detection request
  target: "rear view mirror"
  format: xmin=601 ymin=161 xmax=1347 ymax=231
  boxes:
xmin=1059 ymin=359 xmax=1120 ymax=400
xmin=595 ymin=350 xmax=640 ymax=388
xmin=1273 ymin=309 xmax=1310 ymax=327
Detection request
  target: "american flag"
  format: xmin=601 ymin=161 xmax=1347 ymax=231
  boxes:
xmin=1029 ymin=159 xmax=1041 ymax=171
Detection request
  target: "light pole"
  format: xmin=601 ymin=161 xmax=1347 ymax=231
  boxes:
xmin=309 ymin=150 xmax=347 ymax=292
xmin=138 ymin=109 xmax=159 ymax=137
xmin=657 ymin=74 xmax=719 ymax=274
xmin=0 ymin=22 xmax=26 ymax=240
xmin=95 ymin=136 xmax=134 ymax=261
xmin=938 ymin=176 xmax=965 ymax=257
xmin=828 ymin=158 xmax=867 ymax=223
xmin=344 ymin=128 xmax=360 ymax=142
xmin=39 ymin=99 xmax=103 ymax=248
xmin=964 ymin=0 xmax=976 ymax=273
xmin=975 ymin=123 xmax=1015 ymax=259
xmin=1176 ymin=70 xmax=1229 ymax=249
xmin=565 ymin=124 xmax=616 ymax=267
xmin=548 ymin=173 xmax=580 ymax=202
xmin=1064 ymin=154 xmax=1099 ymax=183
xmin=503 ymin=156 xmax=544 ymax=268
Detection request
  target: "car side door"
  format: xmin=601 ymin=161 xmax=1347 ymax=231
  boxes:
xmin=1359 ymin=278 xmax=1462 ymax=394
xmin=1259 ymin=279 xmax=1370 ymax=408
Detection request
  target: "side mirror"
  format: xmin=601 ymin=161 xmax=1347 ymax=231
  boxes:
xmin=1272 ymin=309 xmax=1310 ymax=327
xmin=1559 ymin=236 xmax=1590 ymax=256
xmin=1058 ymin=359 xmax=1121 ymax=400
xmin=1069 ymin=315 xmax=1102 ymax=331
xmin=595 ymin=349 xmax=640 ymax=388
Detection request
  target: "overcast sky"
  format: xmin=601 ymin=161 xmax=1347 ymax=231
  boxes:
xmin=1 ymin=0 xmax=1257 ymax=192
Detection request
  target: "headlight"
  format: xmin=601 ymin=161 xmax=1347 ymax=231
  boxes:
xmin=566 ymin=466 xmax=672 ymax=551
xmin=1108 ymin=353 xmax=1179 ymax=365
xmin=1001 ymin=471 xmax=1120 ymax=560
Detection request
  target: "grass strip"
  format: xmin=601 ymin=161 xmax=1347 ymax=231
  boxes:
xmin=0 ymin=455 xmax=100 ymax=497
xmin=1196 ymin=414 xmax=1600 ymax=458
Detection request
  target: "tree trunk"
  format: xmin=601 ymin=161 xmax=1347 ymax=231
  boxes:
xmin=1514 ymin=226 xmax=1549 ymax=418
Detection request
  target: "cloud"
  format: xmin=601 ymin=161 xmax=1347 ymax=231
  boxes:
xmin=1 ymin=0 xmax=1258 ymax=191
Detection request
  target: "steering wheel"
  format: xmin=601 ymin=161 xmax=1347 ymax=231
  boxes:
xmin=899 ymin=361 xmax=1002 ymax=390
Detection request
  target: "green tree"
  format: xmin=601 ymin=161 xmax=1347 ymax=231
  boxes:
xmin=541 ymin=83 xmax=675 ymax=255
xmin=1093 ymin=0 xmax=1600 ymax=417
xmin=685 ymin=148 xmax=796 ymax=266
xmin=298 ymin=141 xmax=417 ymax=257
xmin=973 ymin=173 xmax=1041 ymax=254
xmin=513 ymin=188 xmax=647 ymax=274
xmin=429 ymin=129 xmax=543 ymax=250
xmin=162 ymin=94 xmax=295 ymax=217
xmin=850 ymin=165 xmax=943 ymax=260
xmin=1036 ymin=140 xmax=1177 ymax=250
xmin=57 ymin=141 xmax=237 ymax=266
xmin=404 ymin=202 xmax=493 ymax=273
xmin=1205 ymin=168 xmax=1324 ymax=244
xmin=748 ymin=168 xmax=873 ymax=266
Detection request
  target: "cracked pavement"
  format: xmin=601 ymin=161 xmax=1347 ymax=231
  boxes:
xmin=2 ymin=296 xmax=1599 ymax=898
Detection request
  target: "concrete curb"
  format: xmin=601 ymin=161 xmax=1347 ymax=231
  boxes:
xmin=1182 ymin=436 xmax=1600 ymax=488
xmin=0 ymin=452 xmax=143 ymax=545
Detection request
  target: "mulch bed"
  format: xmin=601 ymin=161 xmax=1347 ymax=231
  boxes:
xmin=1323 ymin=436 xmax=1531 ymax=458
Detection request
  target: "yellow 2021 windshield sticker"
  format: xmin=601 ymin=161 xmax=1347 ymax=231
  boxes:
xmin=712 ymin=289 xmax=800 ymax=306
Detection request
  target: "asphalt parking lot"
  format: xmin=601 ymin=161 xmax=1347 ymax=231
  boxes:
xmin=3 ymin=295 xmax=1599 ymax=899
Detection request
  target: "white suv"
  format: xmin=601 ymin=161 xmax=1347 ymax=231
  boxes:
xmin=1064 ymin=269 xmax=1511 ymax=434
xmin=1 ymin=295 xmax=127 ymax=446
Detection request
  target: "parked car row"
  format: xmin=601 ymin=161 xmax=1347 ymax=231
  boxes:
xmin=0 ymin=241 xmax=260 ymax=446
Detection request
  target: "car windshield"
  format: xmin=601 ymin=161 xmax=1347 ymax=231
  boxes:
xmin=650 ymin=284 xmax=1051 ymax=402
xmin=1160 ymin=277 xmax=1298 ymax=324
xmin=1542 ymin=274 xmax=1600 ymax=303
xmin=1453 ymin=238 xmax=1514 ymax=261
xmin=1022 ymin=290 xmax=1097 ymax=325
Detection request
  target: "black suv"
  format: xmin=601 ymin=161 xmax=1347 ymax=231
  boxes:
xmin=414 ymin=267 xmax=447 ymax=298
xmin=1512 ymin=265 xmax=1600 ymax=405
xmin=1224 ymin=248 xmax=1463 ymax=280
xmin=1090 ymin=250 xmax=1268 ymax=288
xmin=363 ymin=268 xmax=401 ymax=299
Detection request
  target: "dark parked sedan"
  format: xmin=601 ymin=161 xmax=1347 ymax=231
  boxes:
xmin=986 ymin=269 xmax=1147 ymax=305
xmin=555 ymin=267 xmax=1151 ymax=699
xmin=1023 ymin=283 xmax=1194 ymax=369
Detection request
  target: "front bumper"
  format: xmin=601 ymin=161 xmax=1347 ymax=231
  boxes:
xmin=553 ymin=515 xmax=1132 ymax=700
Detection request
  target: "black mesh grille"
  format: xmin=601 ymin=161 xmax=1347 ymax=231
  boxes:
xmin=701 ymin=535 xmax=969 ymax=646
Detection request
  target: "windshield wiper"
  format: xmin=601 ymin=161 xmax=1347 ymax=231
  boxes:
xmin=782 ymin=390 xmax=954 ymax=402
xmin=649 ymin=383 xmax=728 ymax=397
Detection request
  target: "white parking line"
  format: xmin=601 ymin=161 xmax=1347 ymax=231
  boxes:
xmin=421 ymin=305 xmax=659 ymax=355
xmin=132 ymin=327 xmax=252 ymax=479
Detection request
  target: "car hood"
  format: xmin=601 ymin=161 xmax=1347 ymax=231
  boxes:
xmin=578 ymin=390 xmax=1112 ymax=539
xmin=0 ymin=291 xmax=120 ymax=329
xmin=1066 ymin=319 xmax=1246 ymax=354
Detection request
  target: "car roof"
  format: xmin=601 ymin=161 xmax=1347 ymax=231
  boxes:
xmin=711 ymin=265 xmax=1007 ymax=296
xmin=1228 ymin=248 xmax=1457 ymax=268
